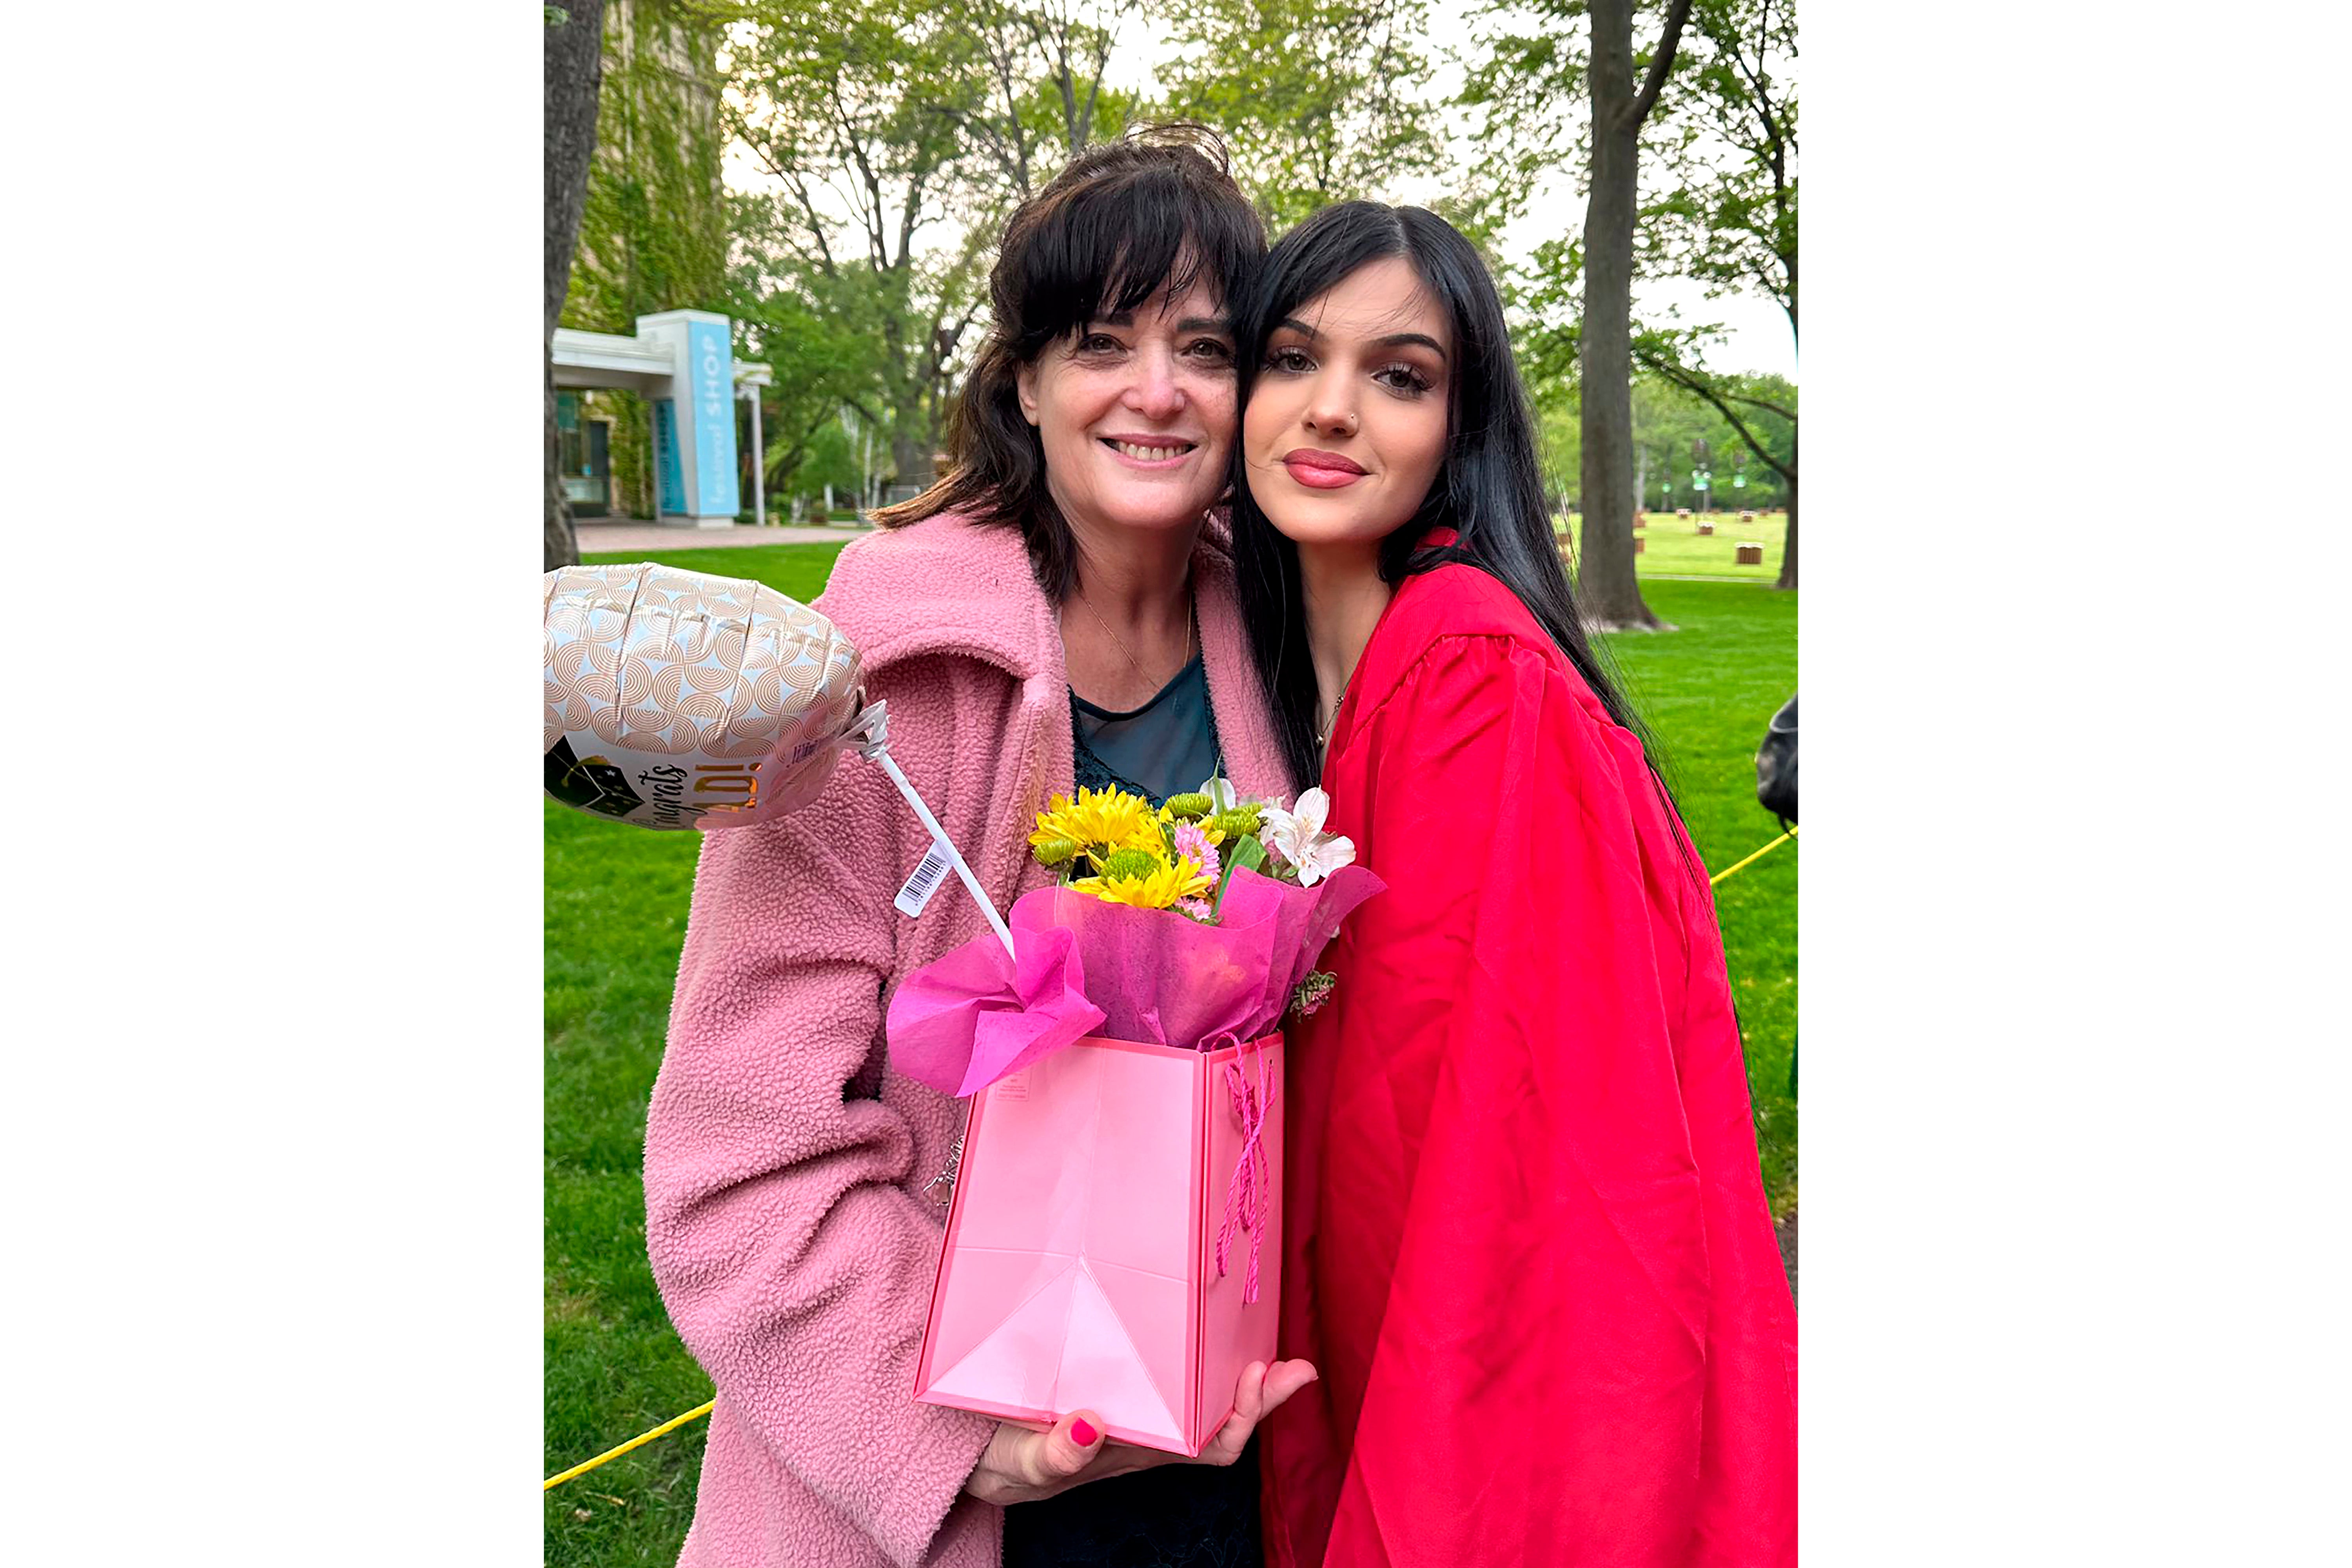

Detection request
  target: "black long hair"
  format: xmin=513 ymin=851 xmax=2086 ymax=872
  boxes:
xmin=874 ymin=125 xmax=1266 ymax=599
xmin=1230 ymin=201 xmax=1675 ymax=812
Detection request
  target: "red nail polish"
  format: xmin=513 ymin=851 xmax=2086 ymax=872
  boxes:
xmin=1072 ymin=1417 xmax=1099 ymax=1447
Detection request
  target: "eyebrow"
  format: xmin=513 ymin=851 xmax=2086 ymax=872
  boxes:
xmin=1275 ymin=317 xmax=1448 ymax=359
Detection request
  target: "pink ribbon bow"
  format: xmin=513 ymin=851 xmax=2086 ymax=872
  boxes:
xmin=1212 ymin=1032 xmax=1277 ymax=1305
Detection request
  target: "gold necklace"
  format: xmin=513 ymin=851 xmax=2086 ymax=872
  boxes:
xmin=1070 ymin=583 xmax=1194 ymax=696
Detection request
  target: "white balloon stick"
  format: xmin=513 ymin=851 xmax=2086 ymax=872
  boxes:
xmin=848 ymin=702 xmax=1017 ymax=958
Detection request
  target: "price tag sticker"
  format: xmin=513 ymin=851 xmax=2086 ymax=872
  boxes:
xmin=895 ymin=836 xmax=955 ymax=917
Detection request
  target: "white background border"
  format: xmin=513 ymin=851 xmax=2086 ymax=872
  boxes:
xmin=3 ymin=2 xmax=2344 ymax=1560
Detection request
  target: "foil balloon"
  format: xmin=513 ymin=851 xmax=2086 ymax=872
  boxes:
xmin=544 ymin=561 xmax=1016 ymax=955
xmin=544 ymin=563 xmax=866 ymax=829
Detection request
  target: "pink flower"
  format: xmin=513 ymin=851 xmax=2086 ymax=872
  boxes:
xmin=1175 ymin=897 xmax=1215 ymax=921
xmin=1172 ymin=820 xmax=1221 ymax=880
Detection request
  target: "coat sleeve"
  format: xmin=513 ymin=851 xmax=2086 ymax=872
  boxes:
xmin=1318 ymin=633 xmax=1713 ymax=1568
xmin=642 ymin=706 xmax=996 ymax=1568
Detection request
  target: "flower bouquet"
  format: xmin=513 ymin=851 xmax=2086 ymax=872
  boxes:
xmin=889 ymin=780 xmax=1381 ymax=1456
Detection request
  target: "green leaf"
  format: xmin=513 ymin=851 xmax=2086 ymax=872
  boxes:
xmin=1212 ymin=837 xmax=1268 ymax=920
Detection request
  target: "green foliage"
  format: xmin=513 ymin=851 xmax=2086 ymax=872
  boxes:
xmin=1632 ymin=368 xmax=1791 ymax=506
xmin=1640 ymin=0 xmax=1796 ymax=337
xmin=1626 ymin=0 xmax=1797 ymax=510
xmin=1466 ymin=0 xmax=1797 ymax=530
xmin=564 ymin=0 xmax=731 ymax=334
xmin=1534 ymin=367 xmax=1790 ymax=510
xmin=717 ymin=0 xmax=1139 ymax=482
xmin=585 ymin=388 xmax=659 ymax=519
xmin=786 ymin=416 xmax=869 ymax=505
xmin=1214 ymin=835 xmax=1268 ymax=916
xmin=1155 ymin=0 xmax=1449 ymax=229
xmin=1459 ymin=0 xmax=1599 ymax=225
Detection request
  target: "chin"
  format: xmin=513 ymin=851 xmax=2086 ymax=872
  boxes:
xmin=1099 ymin=486 xmax=1222 ymax=533
xmin=1257 ymin=499 xmax=1397 ymax=550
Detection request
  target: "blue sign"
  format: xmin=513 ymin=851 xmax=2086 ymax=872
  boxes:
xmin=688 ymin=319 xmax=740 ymax=517
xmin=654 ymin=399 xmax=685 ymax=514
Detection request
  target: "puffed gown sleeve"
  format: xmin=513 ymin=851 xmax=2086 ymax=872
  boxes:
xmin=1295 ymin=630 xmax=1794 ymax=1568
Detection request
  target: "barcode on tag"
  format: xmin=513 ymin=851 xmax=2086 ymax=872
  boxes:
xmin=894 ymin=838 xmax=954 ymax=917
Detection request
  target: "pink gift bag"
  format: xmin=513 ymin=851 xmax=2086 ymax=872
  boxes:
xmin=913 ymin=1029 xmax=1282 ymax=1457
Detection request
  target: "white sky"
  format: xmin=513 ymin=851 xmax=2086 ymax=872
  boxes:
xmin=720 ymin=5 xmax=1795 ymax=383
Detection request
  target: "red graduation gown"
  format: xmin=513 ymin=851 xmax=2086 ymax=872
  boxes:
xmin=1259 ymin=553 xmax=1797 ymax=1568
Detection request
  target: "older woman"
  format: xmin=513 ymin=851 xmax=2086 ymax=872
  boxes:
xmin=642 ymin=129 xmax=1314 ymax=1568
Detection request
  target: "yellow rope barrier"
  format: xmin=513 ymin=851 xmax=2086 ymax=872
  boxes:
xmin=1711 ymin=824 xmax=1796 ymax=886
xmin=548 ymin=825 xmax=1801 ymax=1492
xmin=545 ymin=1400 xmax=715 ymax=1492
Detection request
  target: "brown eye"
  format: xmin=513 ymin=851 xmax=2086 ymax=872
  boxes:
xmin=1263 ymin=345 xmax=1314 ymax=375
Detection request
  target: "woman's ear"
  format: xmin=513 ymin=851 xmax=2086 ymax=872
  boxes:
xmin=1016 ymin=359 xmax=1042 ymax=427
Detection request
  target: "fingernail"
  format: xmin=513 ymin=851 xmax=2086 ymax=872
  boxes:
xmin=1072 ymin=1417 xmax=1099 ymax=1447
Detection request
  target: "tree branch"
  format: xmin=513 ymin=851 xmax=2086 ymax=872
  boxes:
xmin=780 ymin=167 xmax=838 ymax=274
xmin=1076 ymin=22 xmax=1115 ymax=149
xmin=1626 ymin=0 xmax=1695 ymax=131
xmin=1637 ymin=347 xmax=1796 ymax=483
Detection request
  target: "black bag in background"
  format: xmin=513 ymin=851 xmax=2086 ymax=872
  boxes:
xmin=1755 ymin=693 xmax=1797 ymax=826
xmin=1753 ymin=691 xmax=1799 ymax=1097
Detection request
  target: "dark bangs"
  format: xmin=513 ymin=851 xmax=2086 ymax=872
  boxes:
xmin=874 ymin=125 xmax=1267 ymax=597
xmin=1004 ymin=155 xmax=1262 ymax=357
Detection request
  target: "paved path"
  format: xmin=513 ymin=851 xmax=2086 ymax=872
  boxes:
xmin=576 ymin=520 xmax=876 ymax=553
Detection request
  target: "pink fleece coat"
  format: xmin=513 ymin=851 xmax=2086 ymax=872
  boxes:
xmin=643 ymin=512 xmax=1295 ymax=1568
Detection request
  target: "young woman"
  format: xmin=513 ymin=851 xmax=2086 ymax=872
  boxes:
xmin=642 ymin=130 xmax=1314 ymax=1568
xmin=1230 ymin=202 xmax=1798 ymax=1567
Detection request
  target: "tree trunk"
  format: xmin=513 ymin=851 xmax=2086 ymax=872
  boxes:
xmin=546 ymin=365 xmax=573 ymax=568
xmin=1775 ymin=446 xmax=1798 ymax=590
xmin=1575 ymin=0 xmax=1661 ymax=632
xmin=545 ymin=1 xmax=607 ymax=572
xmin=891 ymin=431 xmax=933 ymax=497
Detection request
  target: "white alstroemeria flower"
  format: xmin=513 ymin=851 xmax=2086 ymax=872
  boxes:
xmin=1258 ymin=787 xmax=1356 ymax=887
xmin=1197 ymin=775 xmax=1244 ymax=814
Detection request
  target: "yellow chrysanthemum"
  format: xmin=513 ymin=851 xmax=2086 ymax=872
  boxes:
xmin=1031 ymin=786 xmax=1165 ymax=857
xmin=1068 ymin=853 xmax=1217 ymax=910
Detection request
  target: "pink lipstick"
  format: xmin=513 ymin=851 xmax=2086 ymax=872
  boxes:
xmin=1281 ymin=448 xmax=1368 ymax=490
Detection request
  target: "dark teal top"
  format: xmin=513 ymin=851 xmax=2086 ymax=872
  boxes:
xmin=1069 ymin=654 xmax=1222 ymax=806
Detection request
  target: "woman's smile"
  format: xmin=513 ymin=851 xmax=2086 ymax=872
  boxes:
xmin=1100 ymin=435 xmax=1201 ymax=468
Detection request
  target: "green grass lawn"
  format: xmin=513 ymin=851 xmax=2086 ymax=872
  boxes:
xmin=545 ymin=541 xmax=1795 ymax=1564
xmin=1556 ymin=508 xmax=1789 ymax=579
